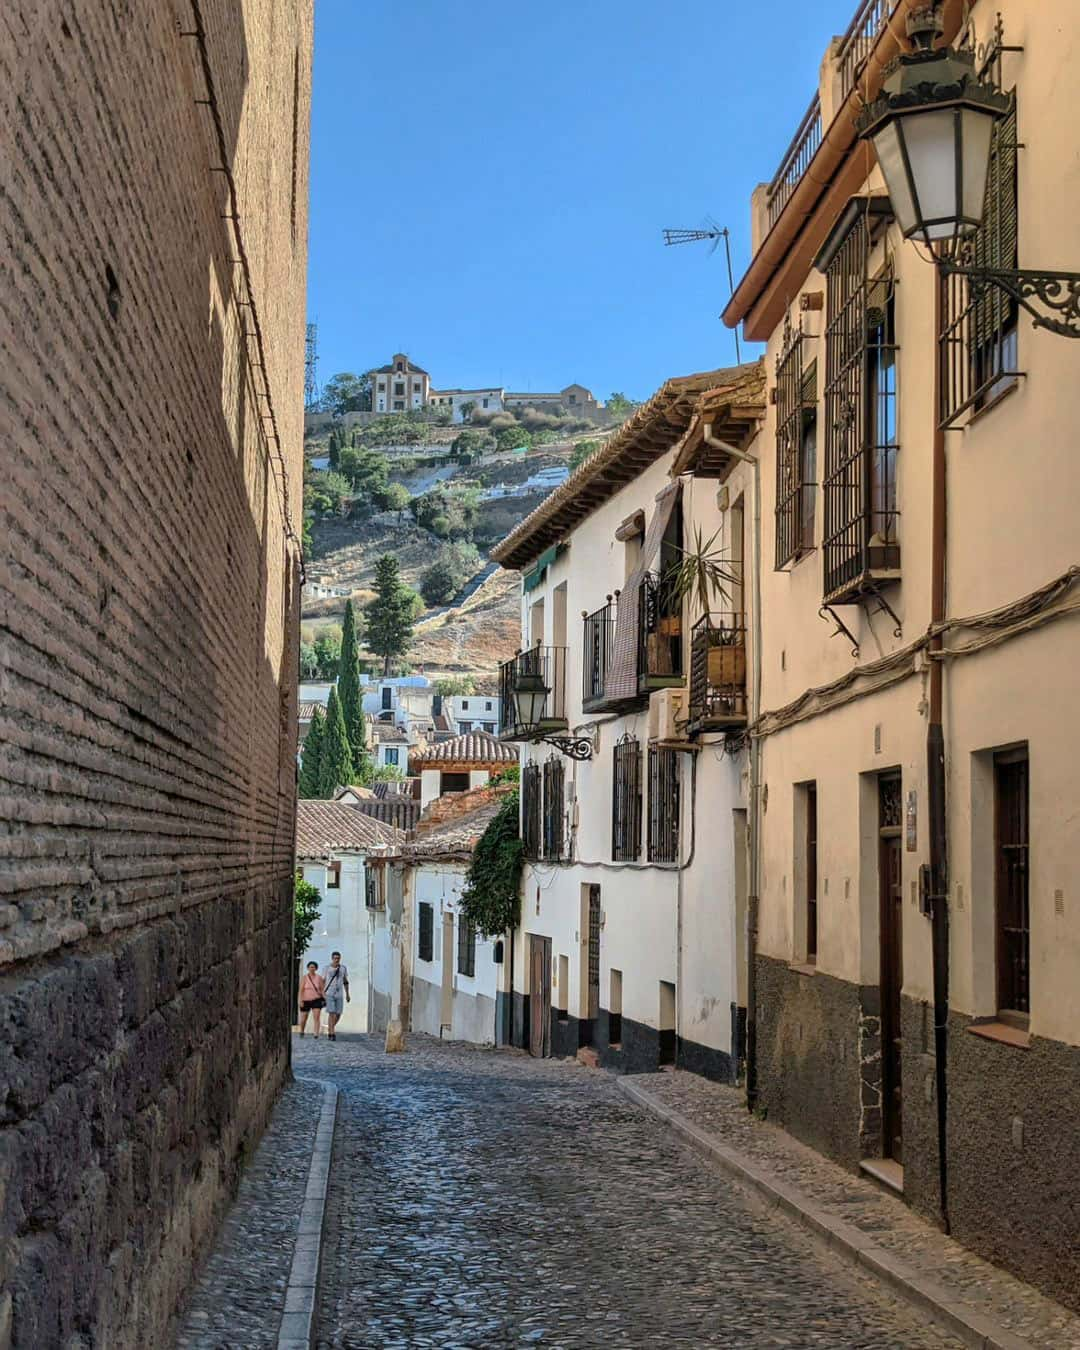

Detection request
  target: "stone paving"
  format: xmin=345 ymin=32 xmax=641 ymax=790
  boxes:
xmin=299 ymin=1034 xmax=963 ymax=1349
xmin=629 ymin=1071 xmax=1080 ymax=1350
xmin=176 ymin=1075 xmax=326 ymax=1350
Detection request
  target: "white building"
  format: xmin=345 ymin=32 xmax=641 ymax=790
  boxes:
xmin=410 ymin=729 xmax=518 ymax=812
xmin=367 ymin=719 xmax=411 ymax=773
xmin=373 ymin=354 xmax=430 ymax=414
xmin=442 ymin=692 xmax=499 ymax=736
xmin=428 ymin=387 xmax=505 ymax=423
xmin=295 ymin=801 xmax=405 ymax=1035
xmin=367 ymin=785 xmax=511 ymax=1044
xmin=489 ymin=366 xmax=762 ymax=1078
xmin=360 ymin=674 xmax=434 ymax=731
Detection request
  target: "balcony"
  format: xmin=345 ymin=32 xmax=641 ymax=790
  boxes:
xmin=582 ymin=596 xmax=617 ymax=713
xmin=687 ymin=614 xmax=748 ymax=734
xmin=637 ymin=571 xmax=683 ymax=695
xmin=765 ymin=0 xmax=900 ymax=230
xmin=498 ymin=645 xmax=568 ymax=740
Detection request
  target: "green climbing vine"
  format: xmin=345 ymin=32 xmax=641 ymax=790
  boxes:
xmin=459 ymin=788 xmax=523 ymax=936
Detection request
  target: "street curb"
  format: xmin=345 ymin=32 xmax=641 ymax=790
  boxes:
xmin=277 ymin=1077 xmax=339 ymax=1350
xmin=616 ymin=1078 xmax=1034 ymax=1350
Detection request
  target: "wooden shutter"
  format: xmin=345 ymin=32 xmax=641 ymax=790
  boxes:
xmin=974 ymin=100 xmax=1018 ymax=346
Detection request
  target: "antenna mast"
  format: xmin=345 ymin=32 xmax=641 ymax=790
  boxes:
xmin=662 ymin=224 xmax=742 ymax=364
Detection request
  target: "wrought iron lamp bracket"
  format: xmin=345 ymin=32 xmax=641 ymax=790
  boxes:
xmin=938 ymin=261 xmax=1080 ymax=339
xmin=533 ymin=734 xmax=593 ymax=761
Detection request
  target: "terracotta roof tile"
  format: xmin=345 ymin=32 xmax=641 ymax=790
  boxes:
xmin=404 ymin=798 xmax=504 ymax=859
xmin=295 ymin=801 xmax=404 ymax=858
xmin=491 ymin=363 xmax=764 ymax=571
xmin=411 ymin=729 xmax=518 ymax=766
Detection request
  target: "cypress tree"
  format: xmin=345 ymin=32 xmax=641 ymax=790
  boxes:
xmin=366 ymin=553 xmax=414 ymax=676
xmin=298 ymin=707 xmax=325 ymax=799
xmin=317 ymin=686 xmax=355 ymax=797
xmin=338 ymin=599 xmax=364 ymax=758
xmin=328 ymin=426 xmax=342 ymax=472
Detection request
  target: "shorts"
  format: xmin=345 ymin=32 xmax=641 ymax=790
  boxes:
xmin=301 ymin=998 xmax=325 ymax=1012
xmin=324 ymin=989 xmax=344 ymax=1016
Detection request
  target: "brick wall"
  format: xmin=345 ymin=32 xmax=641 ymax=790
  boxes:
xmin=0 ymin=1 xmax=311 ymax=1344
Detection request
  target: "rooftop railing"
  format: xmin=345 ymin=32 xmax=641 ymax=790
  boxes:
xmin=765 ymin=0 xmax=900 ymax=230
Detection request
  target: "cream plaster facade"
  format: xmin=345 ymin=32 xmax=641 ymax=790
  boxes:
xmin=719 ymin=0 xmax=1080 ymax=1308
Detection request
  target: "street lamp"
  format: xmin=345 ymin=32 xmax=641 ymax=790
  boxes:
xmin=857 ymin=5 xmax=1080 ymax=337
xmin=510 ymin=656 xmax=593 ymax=760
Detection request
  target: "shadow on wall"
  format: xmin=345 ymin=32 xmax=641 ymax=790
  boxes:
xmin=0 ymin=3 xmax=309 ymax=1347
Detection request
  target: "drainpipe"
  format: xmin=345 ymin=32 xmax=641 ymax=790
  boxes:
xmin=702 ymin=423 xmax=763 ymax=1107
xmin=928 ymin=278 xmax=951 ymax=1232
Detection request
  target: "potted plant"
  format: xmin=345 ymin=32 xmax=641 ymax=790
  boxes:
xmin=661 ymin=526 xmax=746 ymax=689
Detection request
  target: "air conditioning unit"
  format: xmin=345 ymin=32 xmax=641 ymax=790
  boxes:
xmin=651 ymin=687 xmax=684 ymax=742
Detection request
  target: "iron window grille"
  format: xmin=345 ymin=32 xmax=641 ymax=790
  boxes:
xmin=364 ymin=867 xmax=383 ymax=910
xmin=994 ymin=747 xmax=1029 ymax=1021
xmin=612 ymin=734 xmax=643 ymax=862
xmin=583 ymin=596 xmax=616 ymax=708
xmin=940 ymin=98 xmax=1019 ymax=426
xmin=522 ymin=762 xmax=542 ymax=861
xmin=418 ymin=902 xmax=434 ymax=962
xmin=775 ymin=322 xmax=819 ymax=568
xmin=457 ymin=915 xmax=477 ymax=978
xmin=647 ymin=747 xmax=680 ymax=864
xmin=822 ymin=201 xmax=900 ymax=602
xmin=542 ymin=755 xmax=566 ymax=861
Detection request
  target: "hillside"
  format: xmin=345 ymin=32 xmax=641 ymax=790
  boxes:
xmin=302 ymin=429 xmax=605 ymax=682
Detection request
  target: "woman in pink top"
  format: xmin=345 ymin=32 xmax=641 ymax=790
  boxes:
xmin=297 ymin=961 xmax=326 ymax=1037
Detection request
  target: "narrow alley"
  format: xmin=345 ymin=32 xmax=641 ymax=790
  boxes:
xmin=301 ymin=1037 xmax=958 ymax=1350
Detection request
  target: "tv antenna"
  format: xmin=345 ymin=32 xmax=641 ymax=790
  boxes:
xmin=663 ymin=220 xmax=741 ymax=363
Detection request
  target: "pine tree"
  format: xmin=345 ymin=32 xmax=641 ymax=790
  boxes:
xmin=317 ymin=686 xmax=355 ymax=797
xmin=365 ymin=553 xmax=414 ymax=676
xmin=298 ymin=707 xmax=325 ymax=799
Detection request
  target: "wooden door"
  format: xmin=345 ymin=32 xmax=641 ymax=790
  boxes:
xmin=879 ymin=774 xmax=903 ymax=1164
xmin=529 ymin=935 xmax=551 ymax=1058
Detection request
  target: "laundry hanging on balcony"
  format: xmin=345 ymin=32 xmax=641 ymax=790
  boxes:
xmin=605 ymin=480 xmax=682 ymax=702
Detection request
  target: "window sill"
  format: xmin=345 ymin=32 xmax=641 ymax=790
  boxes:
xmin=788 ymin=961 xmax=817 ymax=977
xmin=966 ymin=1019 xmax=1031 ymax=1050
xmin=965 ymin=374 xmax=1021 ymax=428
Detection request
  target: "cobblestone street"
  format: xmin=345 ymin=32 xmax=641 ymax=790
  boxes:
xmin=295 ymin=1035 xmax=961 ymax=1350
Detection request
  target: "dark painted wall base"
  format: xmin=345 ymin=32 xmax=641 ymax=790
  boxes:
xmin=946 ymin=1012 xmax=1080 ymax=1314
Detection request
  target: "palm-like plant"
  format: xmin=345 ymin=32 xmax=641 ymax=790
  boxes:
xmin=661 ymin=525 xmax=737 ymax=620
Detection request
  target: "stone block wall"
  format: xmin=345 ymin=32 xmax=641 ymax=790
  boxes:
xmin=0 ymin=1 xmax=311 ymax=1344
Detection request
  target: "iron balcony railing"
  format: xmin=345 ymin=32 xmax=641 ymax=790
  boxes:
xmin=687 ymin=614 xmax=749 ymax=732
xmin=765 ymin=0 xmax=900 ymax=229
xmin=637 ymin=572 xmax=683 ymax=692
xmin=582 ymin=595 xmax=617 ymax=709
xmin=498 ymin=645 xmax=568 ymax=738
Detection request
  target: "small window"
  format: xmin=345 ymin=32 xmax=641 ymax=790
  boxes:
xmin=522 ymin=763 xmax=542 ymax=861
xmin=418 ymin=902 xmax=434 ymax=962
xmin=485 ymin=701 xmax=493 ymax=711
xmin=457 ymin=916 xmax=477 ymax=977
xmin=805 ymin=783 xmax=818 ymax=963
xmin=394 ymin=382 xmax=405 ymax=396
xmin=482 ymin=398 xmax=489 ymax=408
xmin=647 ymin=747 xmax=679 ymax=864
xmin=612 ymin=735 xmax=642 ymax=861
xmin=995 ymin=747 xmax=1029 ymax=1022
xmin=385 ymin=747 xmax=399 ymax=766
xmin=440 ymin=771 xmax=470 ymax=794
xmin=542 ymin=755 xmax=565 ymax=861
xmin=382 ymin=687 xmax=393 ymax=710
xmin=482 ymin=722 xmax=494 ymax=734
xmin=326 ymin=862 xmax=341 ymax=890
xmin=461 ymin=699 xmax=469 ymax=709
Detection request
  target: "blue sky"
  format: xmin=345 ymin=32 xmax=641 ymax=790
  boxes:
xmin=307 ymin=0 xmax=858 ymax=402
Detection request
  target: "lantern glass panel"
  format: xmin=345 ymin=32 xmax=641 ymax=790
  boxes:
xmin=961 ymin=106 xmax=997 ymax=227
xmin=901 ymin=108 xmax=958 ymax=237
xmin=873 ymin=121 xmax=918 ymax=236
